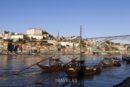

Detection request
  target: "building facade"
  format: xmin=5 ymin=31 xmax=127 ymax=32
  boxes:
xmin=26 ymin=28 xmax=44 ymax=40
xmin=10 ymin=34 xmax=24 ymax=41
xmin=26 ymin=28 xmax=43 ymax=35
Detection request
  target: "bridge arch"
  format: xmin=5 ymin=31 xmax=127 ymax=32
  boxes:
xmin=88 ymin=35 xmax=130 ymax=52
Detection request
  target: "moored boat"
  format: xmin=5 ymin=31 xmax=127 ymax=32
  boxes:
xmin=37 ymin=63 xmax=62 ymax=73
xmin=112 ymin=58 xmax=121 ymax=66
xmin=64 ymin=61 xmax=102 ymax=78
xmin=101 ymin=58 xmax=114 ymax=67
xmin=37 ymin=58 xmax=63 ymax=73
xmin=101 ymin=57 xmax=121 ymax=67
xmin=122 ymin=56 xmax=130 ymax=63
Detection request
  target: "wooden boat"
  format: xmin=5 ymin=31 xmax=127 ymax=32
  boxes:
xmin=126 ymin=59 xmax=130 ymax=64
xmin=37 ymin=63 xmax=62 ymax=73
xmin=64 ymin=28 xmax=102 ymax=78
xmin=122 ymin=56 xmax=130 ymax=63
xmin=101 ymin=58 xmax=114 ymax=67
xmin=65 ymin=65 xmax=78 ymax=77
xmin=84 ymin=64 xmax=102 ymax=76
xmin=112 ymin=58 xmax=121 ymax=66
xmin=36 ymin=58 xmax=63 ymax=73
xmin=101 ymin=57 xmax=121 ymax=67
xmin=122 ymin=56 xmax=128 ymax=61
xmin=64 ymin=61 xmax=102 ymax=78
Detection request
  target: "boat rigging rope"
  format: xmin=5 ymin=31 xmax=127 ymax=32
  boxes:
xmin=0 ymin=55 xmax=54 ymax=77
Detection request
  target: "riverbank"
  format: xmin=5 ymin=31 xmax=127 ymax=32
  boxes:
xmin=0 ymin=51 xmax=127 ymax=56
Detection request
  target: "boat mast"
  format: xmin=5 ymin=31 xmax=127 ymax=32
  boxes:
xmin=80 ymin=25 xmax=82 ymax=58
xmin=78 ymin=25 xmax=84 ymax=87
xmin=73 ymin=42 xmax=74 ymax=58
xmin=57 ymin=32 xmax=60 ymax=57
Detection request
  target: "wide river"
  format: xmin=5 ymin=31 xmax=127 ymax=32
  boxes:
xmin=0 ymin=55 xmax=130 ymax=87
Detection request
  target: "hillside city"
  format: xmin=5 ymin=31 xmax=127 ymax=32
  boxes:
xmin=0 ymin=28 xmax=130 ymax=55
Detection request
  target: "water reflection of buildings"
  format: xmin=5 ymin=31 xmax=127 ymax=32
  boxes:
xmin=0 ymin=55 xmax=8 ymax=68
xmin=0 ymin=55 xmax=43 ymax=70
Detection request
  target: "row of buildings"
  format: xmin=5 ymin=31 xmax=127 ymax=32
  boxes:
xmin=0 ymin=28 xmax=55 ymax=41
xmin=0 ymin=28 xmax=81 ymax=54
xmin=0 ymin=28 xmax=129 ymax=55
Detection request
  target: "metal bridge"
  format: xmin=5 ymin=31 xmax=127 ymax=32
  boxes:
xmin=86 ymin=35 xmax=130 ymax=41
xmin=85 ymin=35 xmax=130 ymax=52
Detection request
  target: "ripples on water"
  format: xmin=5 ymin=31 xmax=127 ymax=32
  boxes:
xmin=0 ymin=55 xmax=130 ymax=87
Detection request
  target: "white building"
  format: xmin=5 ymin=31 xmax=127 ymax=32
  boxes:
xmin=10 ymin=34 xmax=24 ymax=40
xmin=26 ymin=28 xmax=44 ymax=40
xmin=47 ymin=40 xmax=57 ymax=45
xmin=26 ymin=28 xmax=43 ymax=35
xmin=3 ymin=34 xmax=10 ymax=39
xmin=27 ymin=35 xmax=43 ymax=40
xmin=60 ymin=42 xmax=79 ymax=47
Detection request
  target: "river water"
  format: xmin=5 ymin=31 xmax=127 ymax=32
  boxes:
xmin=0 ymin=55 xmax=130 ymax=87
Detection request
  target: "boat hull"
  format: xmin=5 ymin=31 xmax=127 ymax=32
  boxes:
xmin=65 ymin=64 xmax=102 ymax=78
xmin=37 ymin=64 xmax=62 ymax=73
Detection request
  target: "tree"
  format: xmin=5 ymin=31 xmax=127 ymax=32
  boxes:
xmin=24 ymin=35 xmax=30 ymax=42
xmin=15 ymin=38 xmax=25 ymax=44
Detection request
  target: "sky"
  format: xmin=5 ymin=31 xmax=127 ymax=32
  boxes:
xmin=0 ymin=0 xmax=130 ymax=38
